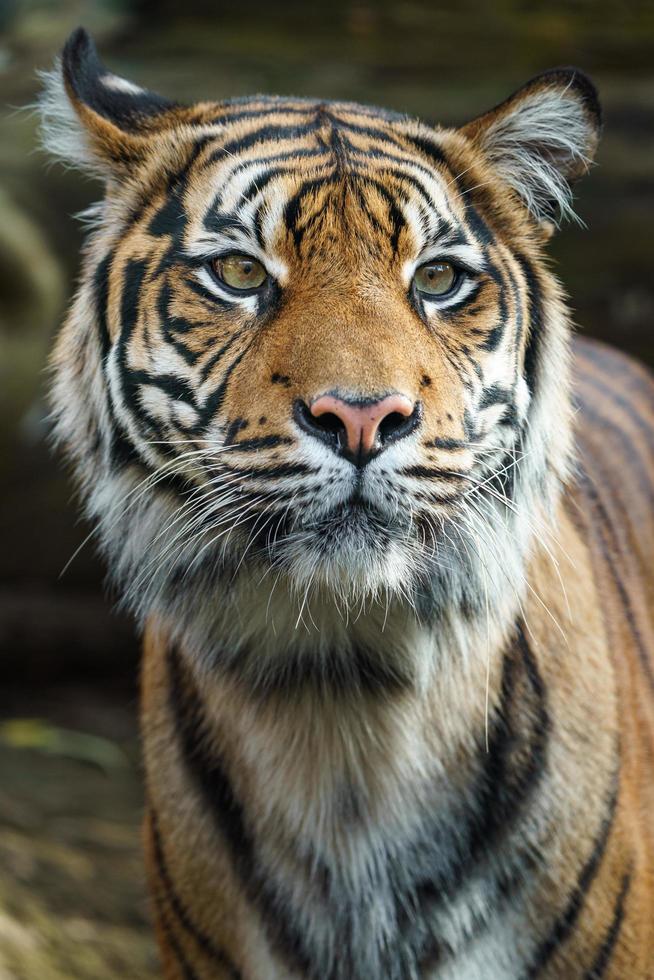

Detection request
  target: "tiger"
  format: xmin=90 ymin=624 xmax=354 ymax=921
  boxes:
xmin=41 ymin=25 xmax=654 ymax=980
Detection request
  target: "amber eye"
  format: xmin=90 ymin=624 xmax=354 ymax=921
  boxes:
xmin=211 ymin=254 xmax=268 ymax=291
xmin=413 ymin=260 xmax=457 ymax=297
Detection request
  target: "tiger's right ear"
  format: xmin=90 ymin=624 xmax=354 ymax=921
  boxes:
xmin=39 ymin=28 xmax=180 ymax=179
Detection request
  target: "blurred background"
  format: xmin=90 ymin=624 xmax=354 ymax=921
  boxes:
xmin=0 ymin=0 xmax=652 ymax=976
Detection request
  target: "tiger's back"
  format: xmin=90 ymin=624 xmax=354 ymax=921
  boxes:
xmin=570 ymin=337 xmax=654 ymax=961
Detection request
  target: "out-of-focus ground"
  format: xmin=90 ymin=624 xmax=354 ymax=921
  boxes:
xmin=0 ymin=690 xmax=156 ymax=979
xmin=1 ymin=0 xmax=653 ymax=976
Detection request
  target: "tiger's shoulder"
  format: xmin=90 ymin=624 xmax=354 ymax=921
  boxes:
xmin=567 ymin=335 xmax=654 ymax=680
xmin=571 ymin=335 xmax=654 ymax=510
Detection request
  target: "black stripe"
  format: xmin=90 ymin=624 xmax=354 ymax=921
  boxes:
xmin=400 ymin=464 xmax=467 ymax=482
xmin=202 ymin=211 xmax=251 ymax=238
xmin=108 ymin=256 xmax=162 ymax=460
xmin=429 ymin=437 xmax=468 ymax=450
xmin=576 ymin=463 xmax=654 ymax=692
xmin=346 ymin=181 xmax=387 ymax=240
xmin=203 ymin=144 xmax=328 ymax=172
xmin=209 ymin=103 xmax=315 ymax=126
xmin=361 ymin=176 xmax=407 ymax=253
xmin=328 ymin=116 xmax=407 ymax=149
xmin=480 ymin=323 xmax=504 ymax=352
xmin=167 ymin=629 xmax=549 ymax=979
xmin=238 ymin=165 xmax=295 ymax=203
xmin=167 ymin=646 xmax=316 ymax=975
xmin=417 ymin=623 xmax=549 ymax=969
xmin=199 ymin=325 xmax=249 ymax=383
xmin=212 ymin=641 xmax=414 ymax=703
xmin=183 ymin=274 xmax=238 ymax=311
xmin=524 ymin=776 xmax=619 ymax=977
xmin=425 ymin=281 xmax=483 ymax=319
xmin=215 ymin=460 xmax=312 ymax=480
xmin=576 ymin=340 xmax=654 ymax=402
xmin=94 ymin=252 xmax=113 ymax=363
xmin=145 ymin=135 xmax=212 ymax=242
xmin=118 ymin=258 xmax=147 ymax=338
xmin=198 ymin=342 xmax=257 ymax=431
xmin=514 ymin=252 xmax=544 ymax=398
xmin=284 ymin=175 xmax=334 ymax=248
xmin=157 ymin=283 xmax=203 ymax=365
xmin=223 ymin=417 xmax=249 ymax=444
xmin=148 ymin=184 xmax=187 ymax=239
xmin=478 ymin=384 xmax=513 ymax=411
xmin=339 ymin=138 xmax=450 ymax=185
xmin=403 ymin=132 xmax=452 ymax=171
xmin=221 ymin=122 xmax=319 ymax=156
xmin=583 ymin=869 xmax=631 ymax=979
xmin=131 ymin=370 xmax=197 ymax=406
xmin=149 ymin=808 xmax=243 ymax=979
xmin=452 ymin=625 xmax=548 ymax=883
xmin=154 ymin=894 xmax=200 ymax=980
xmin=208 ymin=95 xmax=405 ymax=125
xmin=457 ymin=189 xmax=495 ymax=248
xmin=369 ymin=161 xmax=441 ymax=214
xmin=575 ymin=389 xmax=654 ymax=511
xmin=577 ymin=366 xmax=654 ymax=463
xmin=229 ymin=435 xmax=293 ymax=452
xmin=93 ymin=249 xmax=141 ymax=468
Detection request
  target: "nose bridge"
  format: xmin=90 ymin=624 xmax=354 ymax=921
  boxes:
xmin=277 ymin=288 xmax=422 ymax=398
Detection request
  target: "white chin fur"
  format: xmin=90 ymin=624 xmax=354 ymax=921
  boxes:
xmin=272 ymin=524 xmax=413 ymax=602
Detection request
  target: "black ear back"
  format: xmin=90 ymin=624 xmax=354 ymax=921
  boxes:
xmin=62 ymin=27 xmax=177 ymax=132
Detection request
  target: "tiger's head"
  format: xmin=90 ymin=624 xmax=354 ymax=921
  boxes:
xmin=43 ymin=30 xmax=600 ymax=647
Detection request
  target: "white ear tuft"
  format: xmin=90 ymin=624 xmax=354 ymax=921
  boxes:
xmin=462 ymin=70 xmax=601 ymax=226
xmin=37 ymin=60 xmax=98 ymax=175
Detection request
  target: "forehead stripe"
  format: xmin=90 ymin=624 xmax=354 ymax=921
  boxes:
xmin=336 ymin=137 xmax=445 ymax=178
xmin=404 ymin=132 xmax=453 ymax=171
xmin=221 ymin=123 xmax=322 ymax=157
xmin=209 ymin=104 xmax=316 ymax=125
xmin=202 ymin=144 xmax=329 ymax=175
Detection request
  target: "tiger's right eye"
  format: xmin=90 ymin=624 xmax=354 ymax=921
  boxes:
xmin=210 ymin=254 xmax=268 ymax=291
xmin=413 ymin=260 xmax=457 ymax=297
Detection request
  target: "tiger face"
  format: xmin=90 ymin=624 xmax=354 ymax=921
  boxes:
xmin=44 ymin=30 xmax=600 ymax=639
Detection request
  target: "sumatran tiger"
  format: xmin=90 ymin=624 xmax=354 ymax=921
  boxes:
xmin=41 ymin=27 xmax=654 ymax=980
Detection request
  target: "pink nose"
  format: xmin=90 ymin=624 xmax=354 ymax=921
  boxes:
xmin=309 ymin=393 xmax=416 ymax=460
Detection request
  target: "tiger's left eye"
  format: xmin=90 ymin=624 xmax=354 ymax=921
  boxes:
xmin=413 ymin=261 xmax=456 ymax=296
xmin=211 ymin=254 xmax=268 ymax=291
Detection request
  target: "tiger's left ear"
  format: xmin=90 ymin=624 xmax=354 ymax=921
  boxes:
xmin=461 ymin=68 xmax=601 ymax=227
xmin=40 ymin=27 xmax=180 ymax=180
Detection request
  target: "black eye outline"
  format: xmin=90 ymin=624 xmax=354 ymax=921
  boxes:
xmin=412 ymin=259 xmax=463 ymax=301
xmin=205 ymin=252 xmax=270 ymax=296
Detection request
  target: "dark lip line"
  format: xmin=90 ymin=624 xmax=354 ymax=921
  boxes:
xmin=312 ymin=492 xmax=390 ymax=525
xmin=338 ymin=494 xmax=380 ymax=513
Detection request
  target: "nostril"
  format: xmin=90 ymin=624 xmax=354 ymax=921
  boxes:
xmin=377 ymin=403 xmax=422 ymax=447
xmin=310 ymin=411 xmax=345 ymax=437
xmin=293 ymin=399 xmax=346 ymax=449
xmin=378 ymin=412 xmax=408 ymax=438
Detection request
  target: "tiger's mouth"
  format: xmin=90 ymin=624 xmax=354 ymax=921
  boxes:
xmin=254 ymin=485 xmax=420 ymax=595
xmin=310 ymin=495 xmax=400 ymax=540
xmin=266 ymin=492 xmax=403 ymax=551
